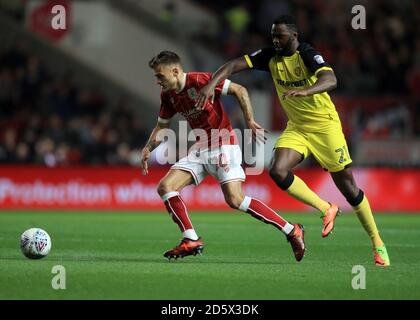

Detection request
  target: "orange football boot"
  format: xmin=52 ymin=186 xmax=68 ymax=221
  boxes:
xmin=321 ymin=203 xmax=340 ymax=238
xmin=373 ymin=245 xmax=390 ymax=267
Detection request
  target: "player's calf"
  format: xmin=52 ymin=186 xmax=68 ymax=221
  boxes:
xmin=236 ymin=196 xmax=305 ymax=262
xmin=224 ymin=194 xmax=244 ymax=210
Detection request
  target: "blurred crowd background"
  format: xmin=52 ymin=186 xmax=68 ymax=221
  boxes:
xmin=0 ymin=0 xmax=418 ymax=168
xmin=195 ymin=0 xmax=420 ymax=96
xmin=0 ymin=42 xmax=147 ymax=165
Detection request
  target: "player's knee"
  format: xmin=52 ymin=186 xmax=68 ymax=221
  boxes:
xmin=157 ymin=180 xmax=175 ymax=196
xmin=225 ymin=195 xmax=244 ymax=210
xmin=269 ymin=166 xmax=288 ymax=181
xmin=346 ymin=189 xmax=364 ymax=207
xmin=269 ymin=167 xmax=293 ymax=190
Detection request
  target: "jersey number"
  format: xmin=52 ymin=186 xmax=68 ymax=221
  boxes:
xmin=335 ymin=146 xmax=350 ymax=164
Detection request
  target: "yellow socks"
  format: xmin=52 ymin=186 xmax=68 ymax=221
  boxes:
xmin=285 ymin=175 xmax=384 ymax=249
xmin=353 ymin=195 xmax=384 ymax=247
xmin=286 ymin=175 xmax=331 ymax=214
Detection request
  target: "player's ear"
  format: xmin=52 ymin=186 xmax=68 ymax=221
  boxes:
xmin=172 ymin=66 xmax=180 ymax=77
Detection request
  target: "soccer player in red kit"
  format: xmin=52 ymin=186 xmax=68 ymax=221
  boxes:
xmin=141 ymin=51 xmax=305 ymax=261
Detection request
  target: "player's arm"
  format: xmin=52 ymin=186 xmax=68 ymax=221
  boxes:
xmin=284 ymin=44 xmax=337 ymax=99
xmin=140 ymin=120 xmax=170 ymax=175
xmin=305 ymin=70 xmax=337 ymax=94
xmin=196 ymin=57 xmax=249 ymax=108
xmin=227 ymin=82 xmax=267 ymax=143
xmin=283 ymin=70 xmax=337 ymax=99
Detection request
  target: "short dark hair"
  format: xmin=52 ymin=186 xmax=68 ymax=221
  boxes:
xmin=273 ymin=15 xmax=297 ymax=32
xmin=148 ymin=51 xmax=181 ymax=69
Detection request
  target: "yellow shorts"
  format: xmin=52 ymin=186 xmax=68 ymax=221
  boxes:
xmin=274 ymin=123 xmax=352 ymax=172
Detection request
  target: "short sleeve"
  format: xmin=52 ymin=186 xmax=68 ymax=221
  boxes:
xmin=214 ymin=78 xmax=231 ymax=96
xmin=244 ymin=47 xmax=276 ymax=72
xmin=198 ymin=72 xmax=231 ymax=96
xmin=299 ymin=43 xmax=333 ymax=77
xmin=158 ymin=93 xmax=176 ymax=124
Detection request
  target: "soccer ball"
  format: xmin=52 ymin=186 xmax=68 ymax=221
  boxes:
xmin=20 ymin=228 xmax=52 ymax=259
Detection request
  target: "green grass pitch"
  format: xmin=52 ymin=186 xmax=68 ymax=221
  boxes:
xmin=0 ymin=211 xmax=419 ymax=300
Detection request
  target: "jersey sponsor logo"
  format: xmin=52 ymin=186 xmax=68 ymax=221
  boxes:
xmin=314 ymin=55 xmax=325 ymax=64
xmin=250 ymin=49 xmax=262 ymax=57
xmin=277 ymin=78 xmax=308 ymax=88
xmin=181 ymin=106 xmax=203 ymax=120
xmin=187 ymin=87 xmax=198 ymax=100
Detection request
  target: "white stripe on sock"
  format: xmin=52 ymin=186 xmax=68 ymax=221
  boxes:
xmin=179 ymin=197 xmax=194 ymax=231
xmin=247 ymin=207 xmax=284 ymax=231
xmin=167 ymin=200 xmax=185 ymax=231
xmin=239 ymin=196 xmax=252 ymax=212
xmin=258 ymin=200 xmax=293 ymax=235
xmin=161 ymin=191 xmax=179 ymax=202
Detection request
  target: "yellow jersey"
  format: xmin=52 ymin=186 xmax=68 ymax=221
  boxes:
xmin=245 ymin=42 xmax=341 ymax=132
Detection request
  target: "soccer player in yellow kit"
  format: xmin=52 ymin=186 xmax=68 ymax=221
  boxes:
xmin=197 ymin=15 xmax=390 ymax=266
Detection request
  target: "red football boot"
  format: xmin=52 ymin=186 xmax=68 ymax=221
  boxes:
xmin=164 ymin=237 xmax=204 ymax=260
xmin=287 ymin=224 xmax=305 ymax=262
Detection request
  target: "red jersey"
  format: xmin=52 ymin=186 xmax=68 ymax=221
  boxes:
xmin=158 ymin=72 xmax=236 ymax=149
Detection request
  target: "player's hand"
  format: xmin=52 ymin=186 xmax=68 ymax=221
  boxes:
xmin=196 ymin=84 xmax=215 ymax=109
xmin=282 ymin=89 xmax=309 ymax=99
xmin=140 ymin=147 xmax=151 ymax=175
xmin=246 ymin=120 xmax=268 ymax=144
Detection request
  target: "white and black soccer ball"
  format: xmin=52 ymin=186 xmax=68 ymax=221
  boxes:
xmin=20 ymin=228 xmax=52 ymax=259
